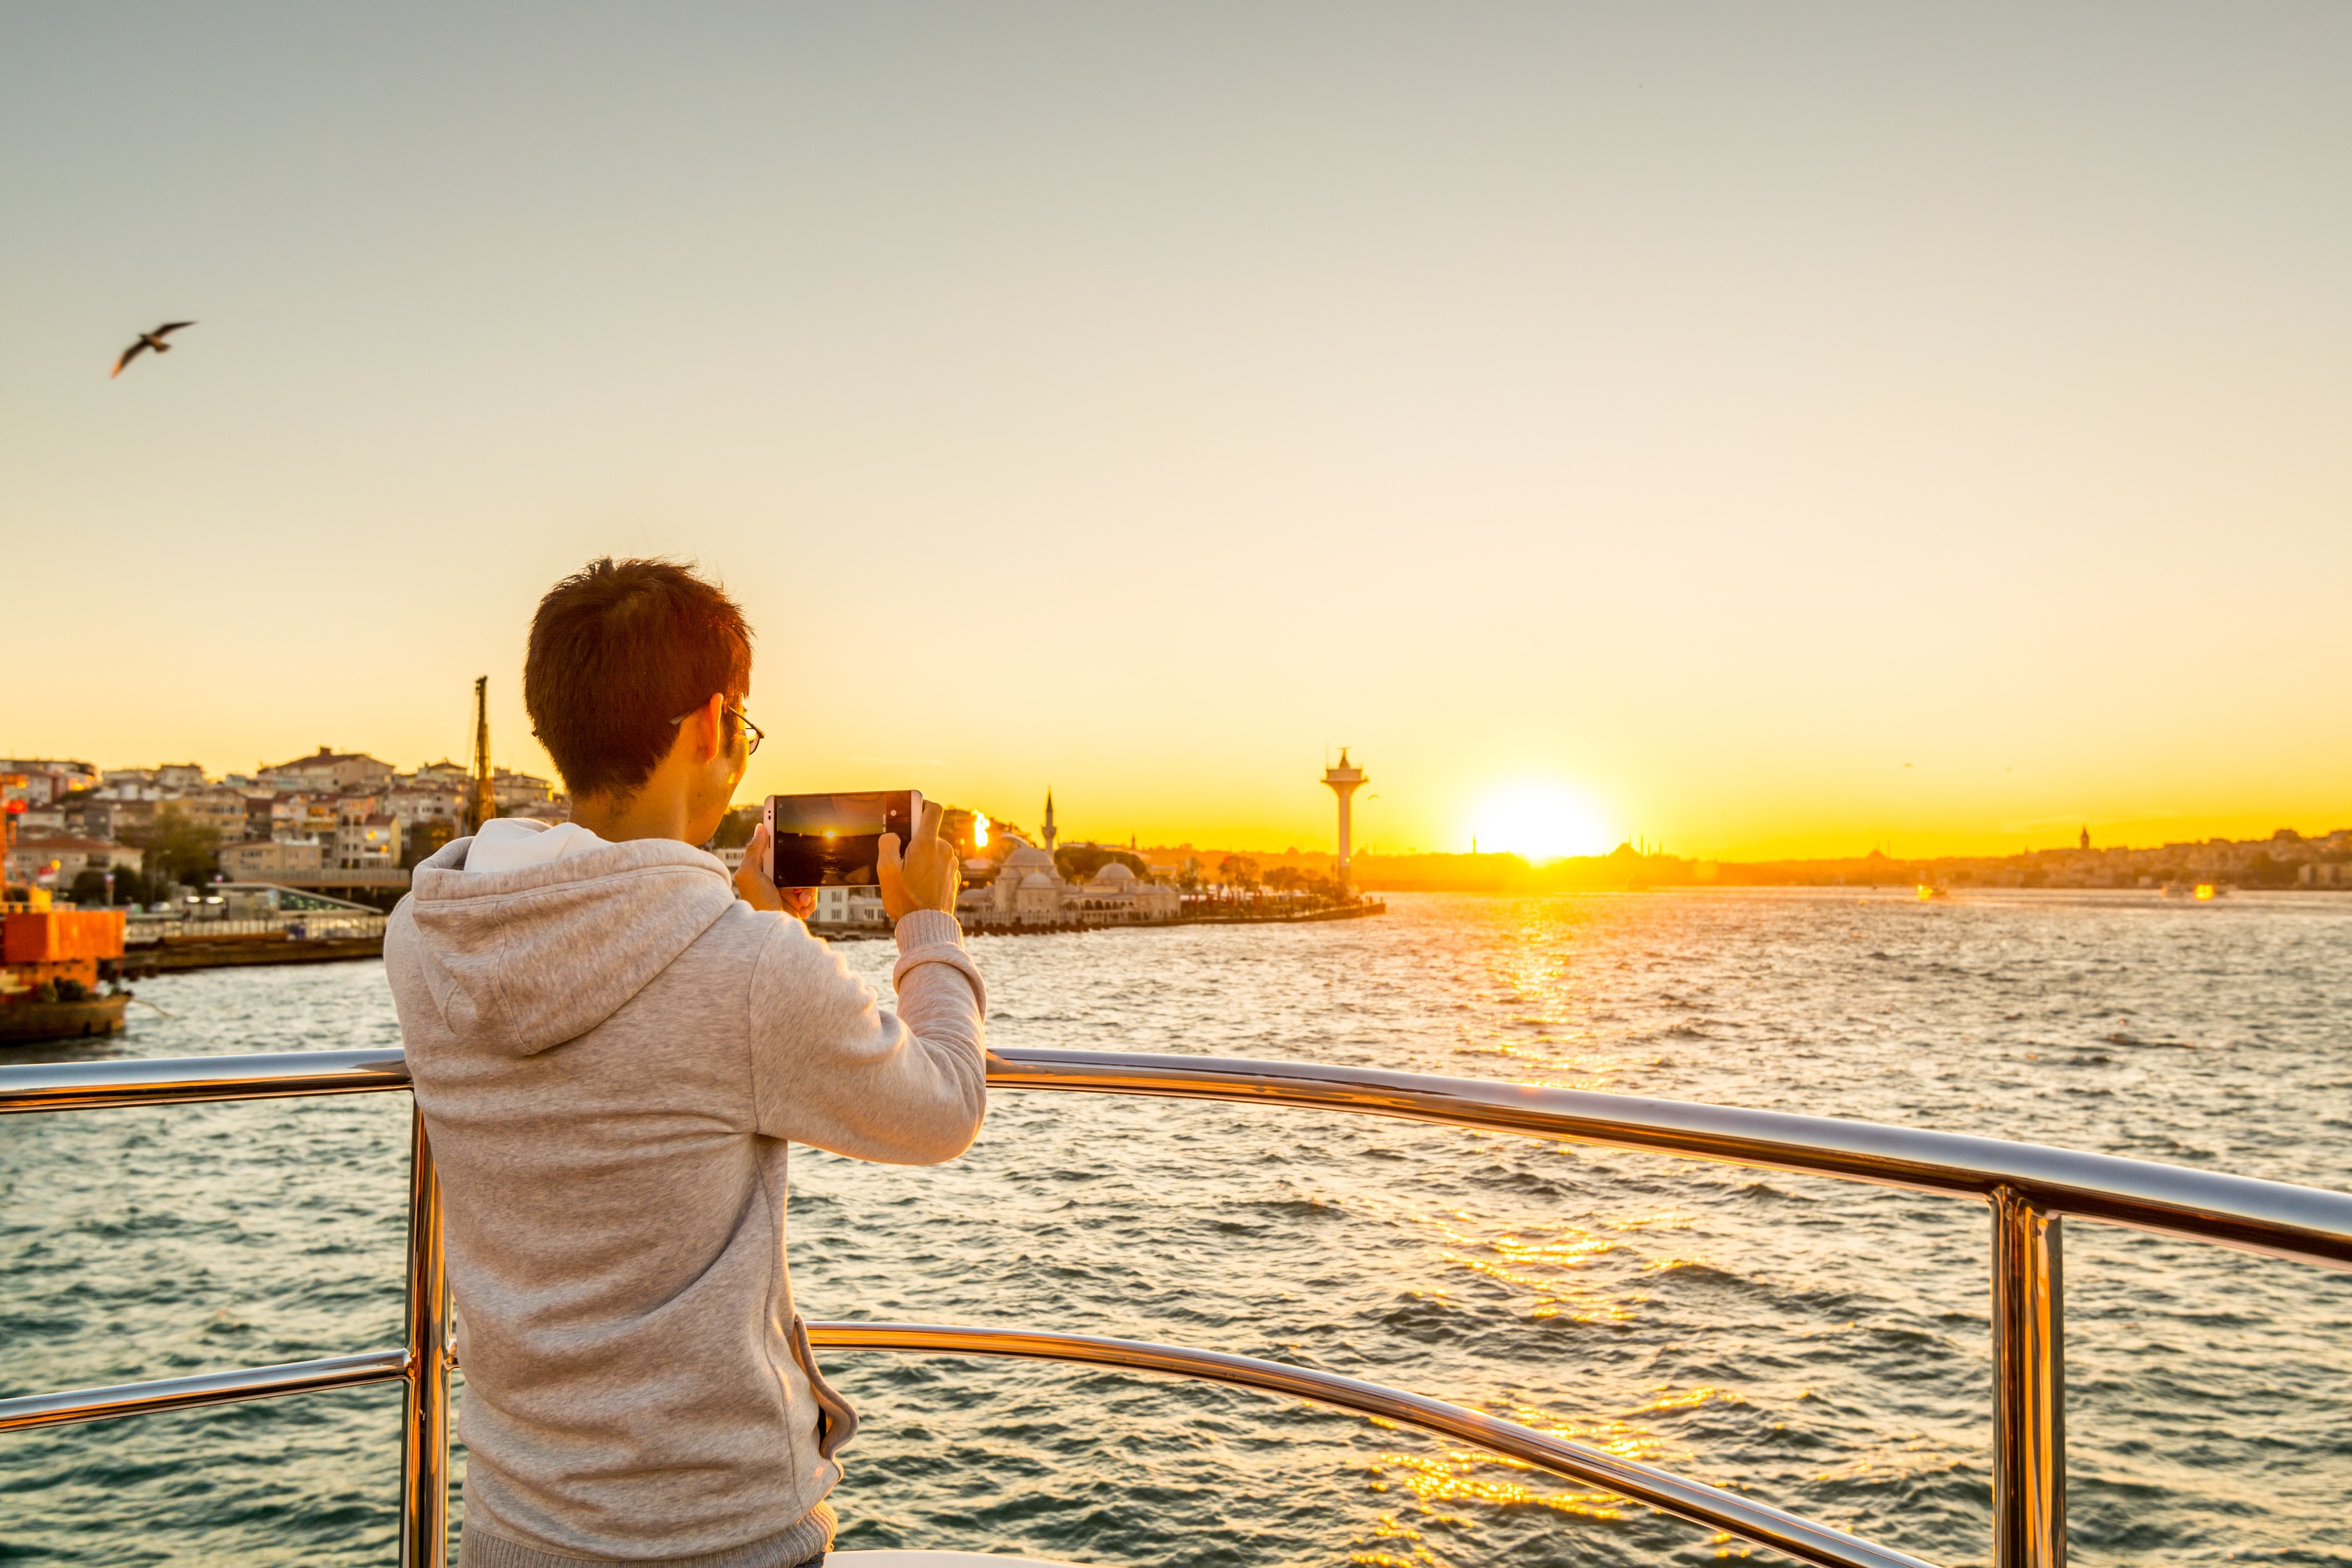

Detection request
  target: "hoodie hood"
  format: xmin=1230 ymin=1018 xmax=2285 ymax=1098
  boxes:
xmin=392 ymin=822 xmax=740 ymax=1056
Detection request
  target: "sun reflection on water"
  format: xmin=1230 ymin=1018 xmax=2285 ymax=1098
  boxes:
xmin=1350 ymin=1390 xmax=1746 ymax=1566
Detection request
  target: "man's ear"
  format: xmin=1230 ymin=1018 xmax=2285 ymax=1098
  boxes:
xmin=691 ymin=692 xmax=728 ymax=764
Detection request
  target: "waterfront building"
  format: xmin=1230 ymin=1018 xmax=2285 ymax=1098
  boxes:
xmin=255 ymin=793 xmax=306 ymax=840
xmin=335 ymin=815 xmax=403 ymax=871
xmin=385 ymin=784 xmax=466 ymax=832
xmin=5 ymin=836 xmax=145 ymax=887
xmin=63 ymin=797 xmax=152 ymax=841
xmin=171 ymin=789 xmax=254 ymax=842
xmin=237 ymin=793 xmax=340 ymax=847
xmin=973 ymin=837 xmax=1181 ymax=927
xmin=0 ymin=760 xmax=100 ymax=804
xmin=220 ymin=839 xmax=328 ymax=880
xmin=1066 ymin=860 xmax=1180 ymax=924
xmin=260 ymin=747 xmax=397 ymax=792
xmin=989 ymin=842 xmax=1069 ymax=924
xmin=812 ymin=885 xmax=889 ymax=927
xmin=89 ymin=764 xmax=207 ymax=793
xmin=492 ymin=769 xmax=556 ymax=809
xmin=296 ymin=796 xmax=343 ymax=842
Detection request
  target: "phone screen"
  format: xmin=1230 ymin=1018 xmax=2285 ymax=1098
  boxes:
xmin=765 ymin=790 xmax=918 ymax=887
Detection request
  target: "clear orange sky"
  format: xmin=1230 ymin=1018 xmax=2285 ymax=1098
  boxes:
xmin=5 ymin=5 xmax=2347 ymax=861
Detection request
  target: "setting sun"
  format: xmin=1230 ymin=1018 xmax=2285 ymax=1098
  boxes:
xmin=1464 ymin=782 xmax=1614 ymax=862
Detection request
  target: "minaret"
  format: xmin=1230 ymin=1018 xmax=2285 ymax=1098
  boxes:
xmin=1321 ymin=749 xmax=1365 ymax=895
xmin=1041 ymin=789 xmax=1058 ymax=854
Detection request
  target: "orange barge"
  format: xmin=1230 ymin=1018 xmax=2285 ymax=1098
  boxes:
xmin=1 ymin=906 xmax=129 ymax=1044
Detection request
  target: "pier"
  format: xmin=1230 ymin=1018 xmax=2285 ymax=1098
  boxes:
xmin=114 ymin=909 xmax=387 ymax=975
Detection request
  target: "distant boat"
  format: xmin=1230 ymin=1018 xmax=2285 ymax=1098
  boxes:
xmin=2161 ymin=881 xmax=2227 ymax=902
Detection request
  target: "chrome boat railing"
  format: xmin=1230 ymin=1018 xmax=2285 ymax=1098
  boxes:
xmin=5 ymin=1047 xmax=2350 ymax=1568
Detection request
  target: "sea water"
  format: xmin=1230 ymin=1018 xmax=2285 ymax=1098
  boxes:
xmin=3 ymin=890 xmax=2349 ymax=1566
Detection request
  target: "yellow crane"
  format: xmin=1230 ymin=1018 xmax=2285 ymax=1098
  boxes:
xmin=464 ymin=676 xmax=499 ymax=835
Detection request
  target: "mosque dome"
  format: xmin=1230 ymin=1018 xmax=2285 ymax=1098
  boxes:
xmin=1001 ymin=844 xmax=1056 ymax=873
xmin=1020 ymin=871 xmax=1059 ymax=889
xmin=1090 ymin=862 xmax=1138 ymax=885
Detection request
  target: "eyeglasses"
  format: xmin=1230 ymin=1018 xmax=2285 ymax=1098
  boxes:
xmin=670 ymin=702 xmax=764 ymax=757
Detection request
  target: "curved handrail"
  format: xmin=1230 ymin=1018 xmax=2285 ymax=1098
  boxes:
xmin=0 ymin=1325 xmax=1933 ymax=1568
xmin=9 ymin=1047 xmax=2350 ymax=1267
xmin=11 ymin=1045 xmax=2352 ymax=1568
xmin=815 ymin=1322 xmax=1940 ymax=1568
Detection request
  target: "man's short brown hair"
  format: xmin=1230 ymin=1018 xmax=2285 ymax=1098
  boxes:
xmin=524 ymin=558 xmax=753 ymax=797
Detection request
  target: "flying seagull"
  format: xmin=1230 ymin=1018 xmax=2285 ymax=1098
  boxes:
xmin=111 ymin=321 xmax=196 ymax=378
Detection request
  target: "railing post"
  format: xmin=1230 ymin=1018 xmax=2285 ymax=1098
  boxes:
xmin=399 ymin=1105 xmax=451 ymax=1568
xmin=1990 ymin=1185 xmax=2063 ymax=1568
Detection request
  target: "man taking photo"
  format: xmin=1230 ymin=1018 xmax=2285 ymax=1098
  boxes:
xmin=387 ymin=557 xmax=986 ymax=1568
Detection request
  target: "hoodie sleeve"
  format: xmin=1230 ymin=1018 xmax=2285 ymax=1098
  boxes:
xmin=746 ymin=909 xmax=986 ymax=1163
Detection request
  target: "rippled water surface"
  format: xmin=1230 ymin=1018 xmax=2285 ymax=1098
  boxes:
xmin=5 ymin=891 xmax=2351 ymax=1566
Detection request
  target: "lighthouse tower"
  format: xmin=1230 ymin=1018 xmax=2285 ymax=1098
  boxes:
xmin=1321 ymin=750 xmax=1365 ymax=895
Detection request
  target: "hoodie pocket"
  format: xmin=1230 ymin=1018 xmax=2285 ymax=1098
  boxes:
xmin=788 ymin=1313 xmax=860 ymax=1460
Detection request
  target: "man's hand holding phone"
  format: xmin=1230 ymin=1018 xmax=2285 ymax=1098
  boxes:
xmin=734 ymin=825 xmax=816 ymax=920
xmin=879 ymin=800 xmax=960 ymax=920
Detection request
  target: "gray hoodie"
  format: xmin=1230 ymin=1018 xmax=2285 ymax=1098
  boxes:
xmin=385 ymin=826 xmax=986 ymax=1568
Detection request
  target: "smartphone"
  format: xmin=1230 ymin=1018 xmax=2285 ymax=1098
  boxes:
xmin=764 ymin=791 xmax=922 ymax=887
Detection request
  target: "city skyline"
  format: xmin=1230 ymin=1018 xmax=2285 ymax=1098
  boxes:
xmin=10 ymin=742 xmax=2352 ymax=869
xmin=6 ymin=5 xmax=2348 ymax=860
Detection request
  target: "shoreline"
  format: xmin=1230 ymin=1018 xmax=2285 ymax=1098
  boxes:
xmin=114 ymin=935 xmax=387 ymax=975
xmin=102 ymin=901 xmax=1392 ymax=967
